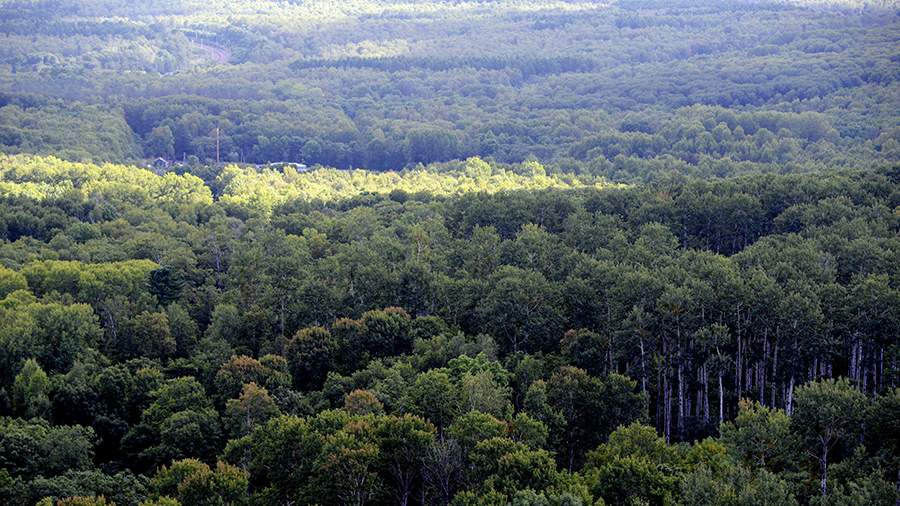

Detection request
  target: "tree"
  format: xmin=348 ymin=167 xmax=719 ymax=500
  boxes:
xmin=407 ymin=369 xmax=459 ymax=435
xmin=166 ymin=304 xmax=198 ymax=357
xmin=469 ymin=437 xmax=559 ymax=498
xmin=719 ymin=400 xmax=796 ymax=472
xmin=374 ymin=415 xmax=436 ymax=506
xmin=509 ymin=413 xmax=548 ymax=449
xmin=224 ymin=383 xmax=280 ymax=439
xmin=138 ymin=498 xmax=180 ymax=506
xmin=791 ymin=378 xmax=868 ymax=497
xmin=477 ymin=266 xmax=564 ymax=354
xmin=360 ymin=308 xmax=413 ymax=359
xmin=17 ymin=301 xmax=103 ymax=374
xmin=544 ymin=367 xmax=646 ymax=471
xmin=319 ymin=430 xmax=381 ymax=506
xmin=0 ymin=418 xmax=96 ymax=480
xmin=126 ymin=311 xmax=175 ymax=359
xmin=344 ymin=389 xmax=384 ymax=416
xmin=405 ymin=129 xmax=459 ymax=164
xmin=146 ymin=125 xmax=175 ymax=158
xmin=214 ymin=355 xmax=291 ymax=403
xmin=585 ymin=423 xmax=680 ymax=506
xmin=561 ymin=329 xmax=610 ymax=378
xmin=866 ymin=387 xmax=900 ymax=504
xmin=53 ymin=497 xmax=116 ymax=506
xmin=459 ymin=226 xmax=501 ymax=279
xmin=459 ymin=371 xmax=512 ymax=418
xmin=13 ymin=358 xmax=50 ymax=419
xmin=447 ymin=411 xmax=507 ymax=455
xmin=681 ymin=465 xmax=798 ymax=506
xmin=694 ymin=323 xmax=732 ymax=427
xmin=148 ymin=266 xmax=183 ymax=306
xmin=150 ymin=459 xmax=249 ymax=506
xmin=123 ymin=377 xmax=221 ymax=470
xmin=0 ymin=265 xmax=27 ymax=298
xmin=156 ymin=408 xmax=222 ymax=465
xmin=285 ymin=326 xmax=337 ymax=390
xmin=222 ymin=416 xmax=323 ymax=504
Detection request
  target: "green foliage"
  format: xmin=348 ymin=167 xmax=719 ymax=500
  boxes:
xmin=343 ymin=389 xmax=384 ymax=416
xmin=213 ymin=354 xmax=291 ymax=404
xmin=0 ymin=417 xmax=96 ymax=480
xmin=478 ymin=267 xmax=564 ymax=355
xmin=681 ymin=465 xmax=798 ymax=506
xmin=0 ymin=265 xmax=27 ymax=298
xmin=791 ymin=378 xmax=869 ymax=497
xmin=125 ymin=311 xmax=175 ymax=360
xmin=52 ymin=496 xmax=115 ymax=506
xmin=584 ymin=423 xmax=681 ymax=506
xmin=223 ymin=382 xmax=280 ymax=439
xmin=542 ymin=368 xmax=647 ymax=470
xmin=285 ymin=326 xmax=337 ymax=390
xmin=406 ymin=369 xmax=459 ymax=434
xmin=147 ymin=267 xmax=183 ymax=307
xmin=448 ymin=411 xmax=508 ymax=454
xmin=718 ymin=400 xmax=796 ymax=472
xmin=0 ymin=294 xmax=103 ymax=379
xmin=123 ymin=377 xmax=221 ymax=470
xmin=222 ymin=415 xmax=323 ymax=504
xmin=470 ymin=437 xmax=561 ymax=498
xmin=0 ymin=2 xmax=895 ymax=178
xmin=13 ymin=358 xmax=51 ymax=419
xmin=0 ymin=3 xmax=897 ymax=500
xmin=22 ymin=259 xmax=158 ymax=303
xmin=149 ymin=459 xmax=248 ymax=506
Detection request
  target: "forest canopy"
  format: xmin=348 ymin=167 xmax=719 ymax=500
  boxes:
xmin=0 ymin=152 xmax=898 ymax=505
xmin=0 ymin=0 xmax=899 ymax=505
xmin=0 ymin=0 xmax=897 ymax=180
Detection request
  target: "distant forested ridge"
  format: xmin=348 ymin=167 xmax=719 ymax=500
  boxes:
xmin=0 ymin=0 xmax=897 ymax=179
xmin=0 ymin=153 xmax=898 ymax=504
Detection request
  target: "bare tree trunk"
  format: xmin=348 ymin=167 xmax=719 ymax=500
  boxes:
xmin=695 ymin=383 xmax=702 ymax=420
xmin=820 ymin=443 xmax=829 ymax=497
xmin=703 ymin=364 xmax=710 ymax=425
xmin=639 ymin=337 xmax=647 ymax=394
xmin=735 ymin=331 xmax=743 ymax=401
xmin=607 ymin=345 xmax=613 ymax=376
xmin=786 ymin=375 xmax=795 ymax=415
xmin=759 ymin=337 xmax=767 ymax=406
xmin=656 ymin=364 xmax=663 ymax=433
xmin=863 ymin=362 xmax=869 ymax=394
xmin=718 ymin=371 xmax=724 ymax=426
xmin=677 ymin=362 xmax=684 ymax=439
xmin=663 ymin=380 xmax=672 ymax=443
xmin=746 ymin=366 xmax=753 ymax=397
xmin=661 ymin=335 xmax=670 ymax=442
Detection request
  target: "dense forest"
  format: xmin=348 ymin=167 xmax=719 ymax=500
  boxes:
xmin=0 ymin=0 xmax=898 ymax=178
xmin=1 ymin=0 xmax=899 ymax=505
xmin=0 ymin=153 xmax=898 ymax=505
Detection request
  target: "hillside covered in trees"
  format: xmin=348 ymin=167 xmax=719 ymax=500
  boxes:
xmin=0 ymin=0 xmax=898 ymax=179
xmin=0 ymin=0 xmax=899 ymax=505
xmin=0 ymin=153 xmax=898 ymax=505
